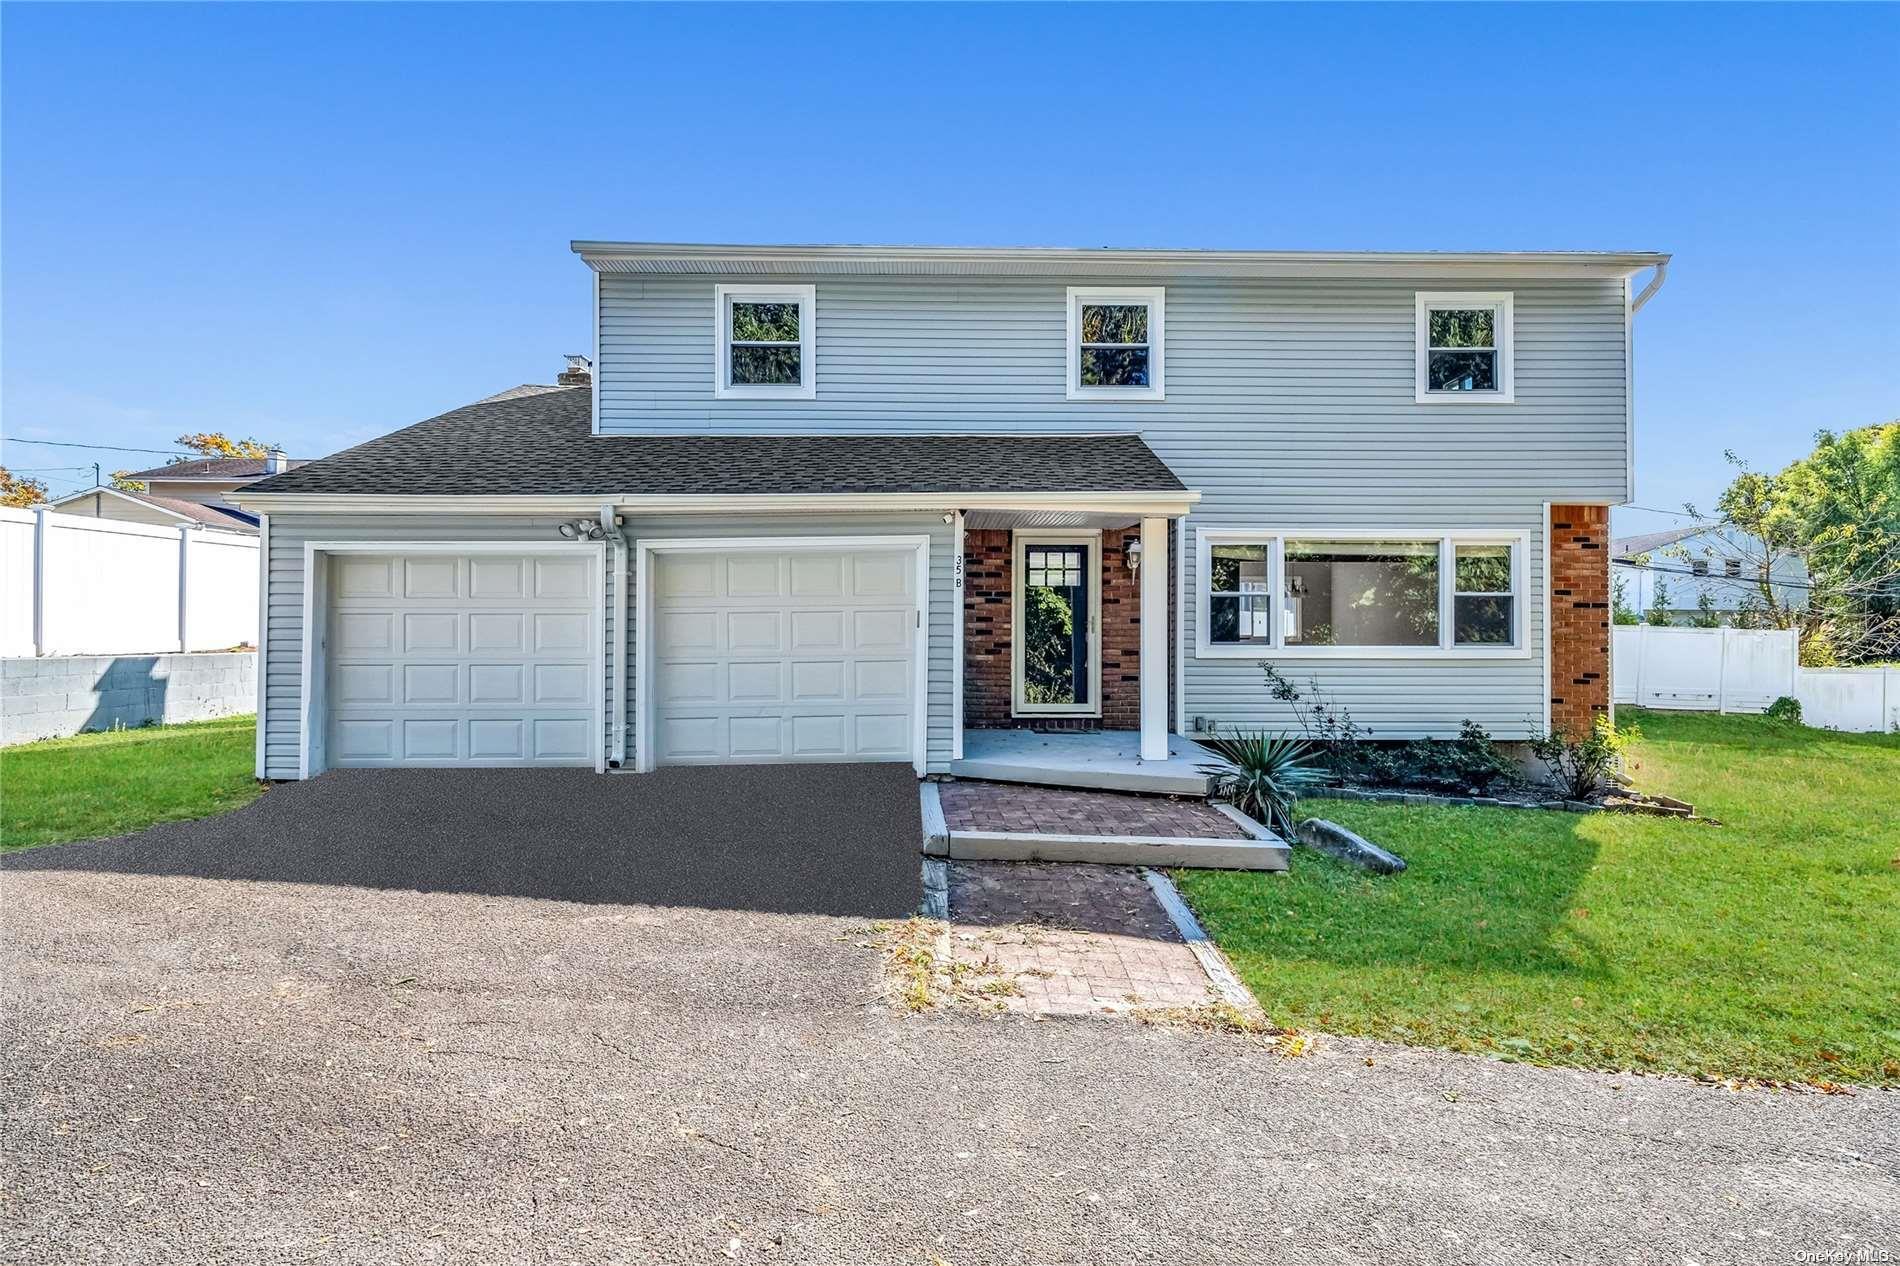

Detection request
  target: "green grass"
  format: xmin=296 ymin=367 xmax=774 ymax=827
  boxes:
xmin=1174 ymin=709 xmax=1900 ymax=1086
xmin=1 ymin=716 xmax=262 ymax=851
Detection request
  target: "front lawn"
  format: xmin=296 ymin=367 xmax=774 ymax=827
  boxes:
xmin=1 ymin=716 xmax=262 ymax=851
xmin=1175 ymin=709 xmax=1900 ymax=1086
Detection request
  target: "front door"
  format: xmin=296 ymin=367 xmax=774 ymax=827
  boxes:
xmin=1012 ymin=533 xmax=1100 ymax=717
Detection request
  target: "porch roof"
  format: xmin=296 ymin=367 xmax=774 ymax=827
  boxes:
xmin=240 ymin=384 xmax=1189 ymax=502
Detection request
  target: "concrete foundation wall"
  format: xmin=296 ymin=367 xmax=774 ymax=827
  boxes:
xmin=2 ymin=652 xmax=256 ymax=746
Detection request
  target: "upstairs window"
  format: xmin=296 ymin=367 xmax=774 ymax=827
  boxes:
xmin=714 ymin=284 xmax=815 ymax=399
xmin=1067 ymin=287 xmax=1164 ymax=400
xmin=1415 ymin=292 xmax=1515 ymax=403
xmin=1724 ymin=558 xmax=1743 ymax=578
xmin=1691 ymin=559 xmax=1710 ymax=577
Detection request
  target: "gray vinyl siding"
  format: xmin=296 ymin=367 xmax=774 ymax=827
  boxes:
xmin=621 ymin=513 xmax=955 ymax=771
xmin=259 ymin=511 xmax=953 ymax=779
xmin=598 ymin=272 xmax=1629 ymax=739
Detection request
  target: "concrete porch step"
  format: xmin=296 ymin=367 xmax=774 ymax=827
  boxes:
xmin=949 ymin=729 xmax=1212 ymax=796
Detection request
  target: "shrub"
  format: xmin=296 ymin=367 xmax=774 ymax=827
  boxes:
xmin=1764 ymin=696 xmax=1804 ymax=725
xmin=1396 ymin=719 xmax=1523 ymax=794
xmin=1528 ymin=716 xmax=1639 ymax=801
xmin=1196 ymin=730 xmax=1325 ymax=836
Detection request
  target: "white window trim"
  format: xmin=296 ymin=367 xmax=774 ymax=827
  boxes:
xmin=1011 ymin=530 xmax=1103 ymax=716
xmin=713 ymin=283 xmax=816 ymax=400
xmin=1066 ymin=286 xmax=1164 ymax=401
xmin=1193 ymin=528 xmax=1531 ymax=660
xmin=1415 ymin=291 xmax=1515 ymax=404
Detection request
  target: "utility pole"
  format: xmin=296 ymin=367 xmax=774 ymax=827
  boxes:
xmin=94 ymin=462 xmax=102 ymax=488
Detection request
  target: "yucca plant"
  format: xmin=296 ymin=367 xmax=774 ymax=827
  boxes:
xmin=1196 ymin=730 xmax=1325 ymax=836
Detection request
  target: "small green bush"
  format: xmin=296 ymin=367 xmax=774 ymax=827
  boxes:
xmin=1764 ymin=696 xmax=1804 ymax=725
xmin=1529 ymin=716 xmax=1639 ymax=801
xmin=1196 ymin=730 xmax=1325 ymax=836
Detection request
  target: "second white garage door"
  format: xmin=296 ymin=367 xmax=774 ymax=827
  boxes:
xmin=649 ymin=546 xmax=919 ymax=766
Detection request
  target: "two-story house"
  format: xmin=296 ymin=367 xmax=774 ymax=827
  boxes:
xmin=1612 ymin=523 xmax=1808 ymax=624
xmin=236 ymin=241 xmax=1669 ymax=781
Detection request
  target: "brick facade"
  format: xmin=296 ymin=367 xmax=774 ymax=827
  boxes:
xmin=962 ymin=527 xmax=1152 ymax=731
xmin=1549 ymin=504 xmax=1612 ymax=734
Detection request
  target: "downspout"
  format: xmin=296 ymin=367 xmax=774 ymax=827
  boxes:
xmin=1630 ymin=261 xmax=1669 ymax=314
xmin=600 ymin=504 xmax=628 ymax=769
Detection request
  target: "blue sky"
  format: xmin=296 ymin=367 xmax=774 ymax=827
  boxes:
xmin=4 ymin=2 xmax=1895 ymax=534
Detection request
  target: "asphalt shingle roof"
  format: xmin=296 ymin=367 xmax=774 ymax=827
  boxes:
xmin=54 ymin=488 xmax=259 ymax=532
xmin=244 ymin=386 xmax=1187 ymax=497
xmin=1612 ymin=524 xmax=1717 ymax=558
xmin=120 ymin=456 xmax=308 ymax=480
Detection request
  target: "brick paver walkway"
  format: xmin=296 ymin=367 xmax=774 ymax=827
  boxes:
xmin=944 ymin=862 xmax=1220 ymax=1016
xmin=936 ymin=781 xmax=1246 ymax=839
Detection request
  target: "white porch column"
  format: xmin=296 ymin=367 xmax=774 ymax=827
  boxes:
xmin=1138 ymin=515 xmax=1169 ymax=761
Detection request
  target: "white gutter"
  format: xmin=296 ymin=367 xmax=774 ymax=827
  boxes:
xmin=599 ymin=504 xmax=628 ymax=769
xmin=232 ymin=489 xmax=1202 ymax=517
xmin=572 ymin=240 xmax=1672 ymax=280
xmin=1630 ymin=261 xmax=1670 ymax=313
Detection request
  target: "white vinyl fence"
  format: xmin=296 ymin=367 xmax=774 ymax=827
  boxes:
xmin=1613 ymin=625 xmax=1899 ymax=733
xmin=0 ymin=506 xmax=259 ymax=656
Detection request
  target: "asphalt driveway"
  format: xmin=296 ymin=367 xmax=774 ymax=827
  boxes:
xmin=3 ymin=769 xmax=1896 ymax=1263
xmin=0 ymin=764 xmax=925 ymax=916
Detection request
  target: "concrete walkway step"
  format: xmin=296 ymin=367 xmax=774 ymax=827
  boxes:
xmin=918 ymin=783 xmax=1288 ymax=871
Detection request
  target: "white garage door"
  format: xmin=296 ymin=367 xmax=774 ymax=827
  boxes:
xmin=650 ymin=546 xmax=917 ymax=765
xmin=323 ymin=551 xmax=596 ymax=768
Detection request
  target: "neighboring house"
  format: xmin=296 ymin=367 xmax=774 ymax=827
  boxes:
xmin=108 ymin=452 xmax=305 ymax=528
xmin=1612 ymin=523 xmax=1807 ymax=623
xmin=52 ymin=484 xmax=260 ymax=533
xmin=234 ymin=241 xmax=1669 ymax=780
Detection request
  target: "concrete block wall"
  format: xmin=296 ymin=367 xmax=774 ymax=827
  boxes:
xmin=1 ymin=652 xmax=257 ymax=746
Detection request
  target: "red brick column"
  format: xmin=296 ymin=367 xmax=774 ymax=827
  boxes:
xmin=1099 ymin=531 xmax=1141 ymax=730
xmin=963 ymin=529 xmax=1014 ymax=727
xmin=1549 ymin=504 xmax=1612 ymax=734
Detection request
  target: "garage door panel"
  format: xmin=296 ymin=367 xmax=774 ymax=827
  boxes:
xmin=790 ymin=660 xmax=846 ymax=702
xmin=403 ymin=612 xmax=460 ymax=653
xmin=469 ymin=558 xmax=524 ymax=599
xmin=533 ymin=612 xmax=590 ymax=653
xmin=469 ymin=612 xmax=525 ymax=652
xmin=657 ymin=555 xmax=716 ymax=598
xmin=334 ymin=612 xmax=394 ymax=653
xmin=852 ymin=609 xmax=910 ymax=652
xmin=534 ymin=663 xmax=591 ymax=704
xmin=658 ymin=611 xmax=717 ymax=653
xmin=727 ymin=661 xmax=784 ymax=703
xmin=790 ymin=610 xmax=845 ymax=651
xmin=789 ymin=555 xmax=844 ymax=597
xmin=652 ymin=546 xmax=916 ymax=767
xmin=402 ymin=719 xmax=460 ymax=760
xmin=402 ymin=663 xmax=461 ymax=705
xmin=726 ymin=556 xmax=783 ymax=597
xmin=852 ymin=659 xmax=909 ymax=701
xmin=403 ymin=558 xmax=460 ymax=599
xmin=853 ymin=554 xmax=910 ymax=598
xmin=855 ymin=714 xmax=911 ymax=755
xmin=535 ymin=558 xmax=591 ymax=599
xmin=468 ymin=663 xmax=524 ymax=704
xmin=789 ymin=714 xmax=847 ymax=757
xmin=333 ymin=718 xmax=395 ymax=761
xmin=325 ymin=551 xmax=594 ymax=769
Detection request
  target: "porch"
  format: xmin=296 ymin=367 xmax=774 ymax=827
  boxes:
xmin=949 ymin=728 xmax=1210 ymax=796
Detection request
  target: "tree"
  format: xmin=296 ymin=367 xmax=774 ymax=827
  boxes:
xmin=0 ymin=467 xmax=49 ymax=508
xmin=1688 ymin=591 xmax=1724 ymax=629
xmin=1705 ymin=422 xmax=1900 ymax=664
xmin=1612 ymin=574 xmax=1639 ymax=625
xmin=1644 ymin=576 xmax=1674 ymax=627
xmin=174 ymin=432 xmax=279 ymax=461
xmin=110 ymin=470 xmax=148 ymax=492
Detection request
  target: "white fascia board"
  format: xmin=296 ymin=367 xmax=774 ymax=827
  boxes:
xmin=572 ymin=240 xmax=1672 ymax=280
xmin=232 ymin=490 xmax=1202 ymax=517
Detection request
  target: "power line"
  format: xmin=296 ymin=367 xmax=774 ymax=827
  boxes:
xmin=2 ymin=437 xmax=199 ymax=456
